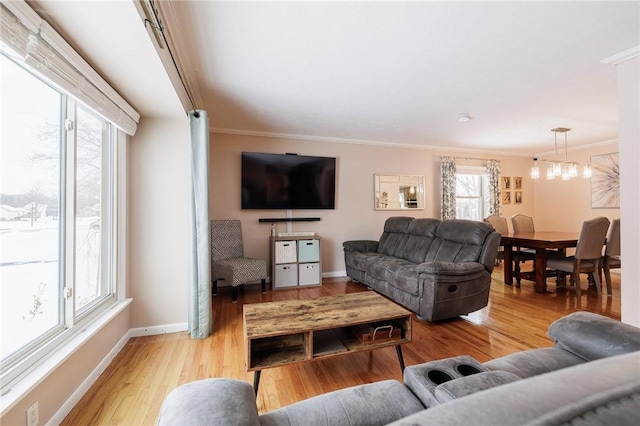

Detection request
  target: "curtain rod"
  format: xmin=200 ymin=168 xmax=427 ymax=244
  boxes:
xmin=441 ymin=156 xmax=495 ymax=162
xmin=142 ymin=0 xmax=197 ymax=112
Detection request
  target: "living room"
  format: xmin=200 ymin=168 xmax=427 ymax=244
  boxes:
xmin=1 ymin=1 xmax=639 ymax=425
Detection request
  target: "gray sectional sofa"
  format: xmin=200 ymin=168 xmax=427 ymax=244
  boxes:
xmin=343 ymin=217 xmax=501 ymax=321
xmin=157 ymin=312 xmax=640 ymax=425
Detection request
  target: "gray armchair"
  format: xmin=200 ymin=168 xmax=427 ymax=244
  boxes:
xmin=547 ymin=217 xmax=610 ymax=298
xmin=210 ymin=220 xmax=267 ymax=303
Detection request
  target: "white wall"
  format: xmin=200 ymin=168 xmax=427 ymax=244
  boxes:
xmin=618 ymin=56 xmax=640 ymax=327
xmin=129 ymin=117 xmax=191 ymax=328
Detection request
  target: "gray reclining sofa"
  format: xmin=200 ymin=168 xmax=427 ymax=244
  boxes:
xmin=158 ymin=312 xmax=640 ymax=425
xmin=343 ymin=217 xmax=501 ymax=321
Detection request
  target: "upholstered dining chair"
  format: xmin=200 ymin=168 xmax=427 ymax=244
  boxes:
xmin=547 ymin=217 xmax=610 ymax=298
xmin=483 ymin=215 xmax=509 ymax=265
xmin=210 ymin=220 xmax=267 ymax=303
xmin=507 ymin=214 xmax=539 ymax=285
xmin=484 ymin=214 xmax=536 ymax=274
xmin=510 ymin=214 xmax=535 ymax=233
xmin=602 ymin=218 xmax=620 ymax=296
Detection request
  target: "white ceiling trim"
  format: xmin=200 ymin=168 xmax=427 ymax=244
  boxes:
xmin=601 ymin=45 xmax=640 ymax=65
xmin=533 ymin=139 xmax=619 ymax=159
xmin=211 ymin=127 xmax=531 ymax=158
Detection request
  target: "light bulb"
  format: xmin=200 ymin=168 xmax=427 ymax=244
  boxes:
xmin=547 ymin=165 xmax=555 ymax=180
xmin=568 ymin=163 xmax=578 ymax=178
xmin=531 ymin=164 xmax=540 ymax=179
xmin=583 ymin=164 xmax=592 ymax=178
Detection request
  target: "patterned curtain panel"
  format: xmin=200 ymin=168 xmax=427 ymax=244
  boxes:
xmin=440 ymin=157 xmax=457 ymax=220
xmin=486 ymin=159 xmax=501 ymax=215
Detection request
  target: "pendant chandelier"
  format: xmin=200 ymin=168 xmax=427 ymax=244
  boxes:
xmin=530 ymin=128 xmax=592 ymax=180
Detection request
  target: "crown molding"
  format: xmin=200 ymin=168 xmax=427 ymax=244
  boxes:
xmin=601 ymin=46 xmax=640 ymax=65
xmin=534 ymin=138 xmax=619 ymax=158
xmin=210 ymin=127 xmax=531 ymax=158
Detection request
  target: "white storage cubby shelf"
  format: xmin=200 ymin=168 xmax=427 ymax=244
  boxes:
xmin=270 ymin=236 xmax=322 ymax=289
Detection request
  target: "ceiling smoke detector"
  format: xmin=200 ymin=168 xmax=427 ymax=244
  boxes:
xmin=458 ymin=114 xmax=472 ymax=122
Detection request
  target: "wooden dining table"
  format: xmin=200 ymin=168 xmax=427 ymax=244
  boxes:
xmin=501 ymin=232 xmax=579 ymax=293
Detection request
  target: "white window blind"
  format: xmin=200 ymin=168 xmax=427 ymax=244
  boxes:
xmin=0 ymin=1 xmax=140 ymax=135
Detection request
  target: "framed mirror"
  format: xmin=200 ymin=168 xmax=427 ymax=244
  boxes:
xmin=374 ymin=174 xmax=425 ymax=210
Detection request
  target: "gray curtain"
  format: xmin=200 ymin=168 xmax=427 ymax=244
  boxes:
xmin=486 ymin=159 xmax=501 ymax=215
xmin=440 ymin=156 xmax=457 ymax=220
xmin=188 ymin=110 xmax=211 ymax=339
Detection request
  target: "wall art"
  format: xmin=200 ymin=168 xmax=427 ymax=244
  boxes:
xmin=590 ymin=153 xmax=619 ymax=208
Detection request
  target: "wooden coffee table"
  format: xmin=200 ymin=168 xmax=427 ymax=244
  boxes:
xmin=243 ymin=291 xmax=412 ymax=394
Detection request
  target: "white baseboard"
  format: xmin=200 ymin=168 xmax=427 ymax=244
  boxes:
xmin=129 ymin=322 xmax=188 ymax=337
xmin=48 ymin=331 xmax=131 ymax=425
xmin=49 ymin=322 xmax=186 ymax=424
xmin=322 ymin=270 xmax=347 ymax=278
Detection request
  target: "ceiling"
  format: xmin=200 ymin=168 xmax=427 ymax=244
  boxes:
xmin=30 ymin=1 xmax=639 ymax=156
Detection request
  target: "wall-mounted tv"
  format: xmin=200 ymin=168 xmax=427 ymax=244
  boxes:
xmin=241 ymin=152 xmax=336 ymax=210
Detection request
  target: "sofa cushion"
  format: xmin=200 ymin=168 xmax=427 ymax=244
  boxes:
xmin=259 ymin=380 xmax=425 ymax=426
xmin=345 ymin=251 xmax=387 ymax=272
xmin=484 ymin=347 xmax=585 ymax=378
xmin=367 ymin=256 xmax=407 ymax=281
xmin=377 ymin=217 xmax=413 ymax=256
xmin=386 ymin=262 xmax=421 ymax=296
xmin=436 ymin=219 xmax=494 ymax=246
xmin=394 ymin=218 xmax=439 ymax=263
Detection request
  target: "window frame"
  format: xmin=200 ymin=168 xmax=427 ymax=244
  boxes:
xmin=455 ymin=165 xmax=490 ymax=220
xmin=0 ymin=53 xmax=121 ymax=391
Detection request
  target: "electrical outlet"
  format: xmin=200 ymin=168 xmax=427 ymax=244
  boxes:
xmin=26 ymin=401 xmax=39 ymax=426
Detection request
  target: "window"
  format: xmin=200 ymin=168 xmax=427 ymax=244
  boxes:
xmin=456 ymin=166 xmax=490 ymax=220
xmin=1 ymin=53 xmax=118 ymax=387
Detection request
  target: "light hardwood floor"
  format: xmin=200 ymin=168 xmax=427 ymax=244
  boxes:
xmin=61 ymin=264 xmax=621 ymax=425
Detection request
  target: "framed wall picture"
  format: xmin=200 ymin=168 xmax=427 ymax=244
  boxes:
xmin=502 ymin=176 xmax=511 ymax=190
xmin=514 ymin=177 xmax=522 ymax=190
xmin=502 ymin=191 xmax=511 ymax=204
xmin=514 ymin=191 xmax=522 ymax=204
xmin=590 ymin=153 xmax=620 ymax=208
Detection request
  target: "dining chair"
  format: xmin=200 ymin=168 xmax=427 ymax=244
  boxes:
xmin=547 ymin=217 xmax=610 ymax=298
xmin=507 ymin=214 xmax=539 ymax=285
xmin=483 ymin=215 xmax=509 ymax=265
xmin=210 ymin=219 xmax=267 ymax=303
xmin=602 ymin=218 xmax=620 ymax=296
xmin=511 ymin=214 xmax=535 ymax=233
xmin=484 ymin=215 xmax=535 ymax=279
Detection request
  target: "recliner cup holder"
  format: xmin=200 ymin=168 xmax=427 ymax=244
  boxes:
xmin=404 ymin=355 xmax=490 ymax=408
xmin=427 ymin=370 xmax=453 ymax=385
xmin=457 ymin=364 xmax=482 ymax=376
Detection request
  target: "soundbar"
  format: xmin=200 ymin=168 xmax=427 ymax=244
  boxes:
xmin=259 ymin=217 xmax=321 ymax=222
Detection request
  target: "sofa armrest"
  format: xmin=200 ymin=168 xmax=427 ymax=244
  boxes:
xmin=434 ymin=371 xmax=521 ymax=404
xmin=548 ymin=312 xmax=640 ymax=361
xmin=157 ymin=379 xmax=260 ymax=426
xmin=417 ymin=261 xmax=485 ymax=276
xmin=343 ymin=240 xmax=379 ymax=253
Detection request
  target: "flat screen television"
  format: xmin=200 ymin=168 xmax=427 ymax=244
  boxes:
xmin=241 ymin=152 xmax=336 ymax=210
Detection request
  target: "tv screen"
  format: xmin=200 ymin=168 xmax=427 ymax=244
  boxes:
xmin=241 ymin=152 xmax=336 ymax=210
